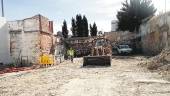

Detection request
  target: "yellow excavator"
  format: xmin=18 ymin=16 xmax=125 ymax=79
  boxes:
xmin=83 ymin=37 xmax=112 ymax=66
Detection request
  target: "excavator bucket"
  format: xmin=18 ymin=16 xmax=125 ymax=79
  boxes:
xmin=83 ymin=56 xmax=111 ymax=66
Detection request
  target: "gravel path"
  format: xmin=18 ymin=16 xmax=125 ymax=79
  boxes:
xmin=0 ymin=56 xmax=170 ymax=96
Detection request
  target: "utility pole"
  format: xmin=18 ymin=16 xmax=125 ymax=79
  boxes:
xmin=1 ymin=0 xmax=4 ymax=17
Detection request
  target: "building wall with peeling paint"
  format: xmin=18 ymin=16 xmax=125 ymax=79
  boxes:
xmin=8 ymin=15 xmax=53 ymax=66
xmin=10 ymin=31 xmax=40 ymax=65
xmin=140 ymin=13 xmax=170 ymax=55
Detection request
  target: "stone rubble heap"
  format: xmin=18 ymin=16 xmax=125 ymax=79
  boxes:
xmin=141 ymin=48 xmax=170 ymax=71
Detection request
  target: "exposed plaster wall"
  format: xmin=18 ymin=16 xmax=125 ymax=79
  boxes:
xmin=8 ymin=15 xmax=53 ymax=65
xmin=0 ymin=17 xmax=11 ymax=64
xmin=10 ymin=31 xmax=40 ymax=65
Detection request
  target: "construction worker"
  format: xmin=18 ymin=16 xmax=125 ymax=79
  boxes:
xmin=67 ymin=48 xmax=75 ymax=63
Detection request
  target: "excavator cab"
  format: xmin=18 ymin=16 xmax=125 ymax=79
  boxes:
xmin=83 ymin=37 xmax=112 ymax=66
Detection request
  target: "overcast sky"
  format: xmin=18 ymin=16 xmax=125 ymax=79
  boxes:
xmin=2 ymin=0 xmax=170 ymax=33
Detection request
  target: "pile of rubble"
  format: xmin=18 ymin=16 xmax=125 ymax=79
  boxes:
xmin=140 ymin=48 xmax=170 ymax=71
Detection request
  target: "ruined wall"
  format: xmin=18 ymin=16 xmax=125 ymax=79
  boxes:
xmin=54 ymin=36 xmax=65 ymax=63
xmin=40 ymin=16 xmax=53 ymax=34
xmin=10 ymin=31 xmax=22 ymax=61
xmin=8 ymin=14 xmax=54 ymax=65
xmin=10 ymin=31 xmax=40 ymax=65
xmin=66 ymin=36 xmax=101 ymax=56
xmin=104 ymin=32 xmax=119 ymax=42
xmin=104 ymin=31 xmax=137 ymax=44
xmin=9 ymin=17 xmax=40 ymax=65
xmin=40 ymin=33 xmax=53 ymax=54
xmin=20 ymin=32 xmax=40 ymax=65
xmin=140 ymin=13 xmax=170 ymax=55
xmin=24 ymin=17 xmax=39 ymax=32
xmin=39 ymin=15 xmax=53 ymax=55
xmin=8 ymin=20 xmax=23 ymax=31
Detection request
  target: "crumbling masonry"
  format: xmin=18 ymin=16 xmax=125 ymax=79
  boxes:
xmin=8 ymin=14 xmax=54 ymax=66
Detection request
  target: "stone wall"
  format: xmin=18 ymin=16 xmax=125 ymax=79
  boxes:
xmin=8 ymin=14 xmax=53 ymax=65
xmin=104 ymin=31 xmax=137 ymax=45
xmin=10 ymin=31 xmax=40 ymax=65
xmin=66 ymin=37 xmax=99 ymax=57
xmin=24 ymin=17 xmax=39 ymax=32
xmin=140 ymin=13 xmax=170 ymax=55
xmin=40 ymin=32 xmax=53 ymax=54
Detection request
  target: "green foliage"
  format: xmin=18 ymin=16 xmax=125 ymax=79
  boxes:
xmin=71 ymin=18 xmax=77 ymax=37
xmin=7 ymin=63 xmax=16 ymax=67
xmin=76 ymin=14 xmax=83 ymax=37
xmin=117 ymin=0 xmax=156 ymax=32
xmin=90 ymin=23 xmax=98 ymax=36
xmin=62 ymin=20 xmax=68 ymax=38
xmin=71 ymin=14 xmax=89 ymax=37
xmin=83 ymin=16 xmax=89 ymax=37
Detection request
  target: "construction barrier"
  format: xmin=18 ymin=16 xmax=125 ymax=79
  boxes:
xmin=39 ymin=54 xmax=54 ymax=67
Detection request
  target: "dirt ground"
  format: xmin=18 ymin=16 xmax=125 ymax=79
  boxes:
xmin=0 ymin=56 xmax=170 ymax=96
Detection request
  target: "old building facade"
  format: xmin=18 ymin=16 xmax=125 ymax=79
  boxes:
xmin=8 ymin=14 xmax=54 ymax=66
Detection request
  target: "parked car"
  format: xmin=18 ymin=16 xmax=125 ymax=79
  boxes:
xmin=117 ymin=45 xmax=132 ymax=54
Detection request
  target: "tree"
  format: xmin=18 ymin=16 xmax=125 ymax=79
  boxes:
xmin=117 ymin=0 xmax=156 ymax=32
xmin=82 ymin=15 xmax=89 ymax=37
xmin=62 ymin=20 xmax=68 ymax=38
xmin=71 ymin=18 xmax=77 ymax=37
xmin=90 ymin=23 xmax=98 ymax=36
xmin=76 ymin=14 xmax=82 ymax=37
xmin=71 ymin=14 xmax=89 ymax=37
xmin=90 ymin=24 xmax=93 ymax=36
xmin=93 ymin=23 xmax=98 ymax=36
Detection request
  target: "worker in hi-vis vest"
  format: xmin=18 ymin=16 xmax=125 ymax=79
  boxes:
xmin=67 ymin=48 xmax=75 ymax=63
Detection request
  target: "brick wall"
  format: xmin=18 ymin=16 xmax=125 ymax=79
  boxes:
xmin=39 ymin=15 xmax=53 ymax=34
xmin=40 ymin=32 xmax=53 ymax=54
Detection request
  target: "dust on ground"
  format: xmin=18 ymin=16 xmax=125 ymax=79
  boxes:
xmin=0 ymin=56 xmax=170 ymax=96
